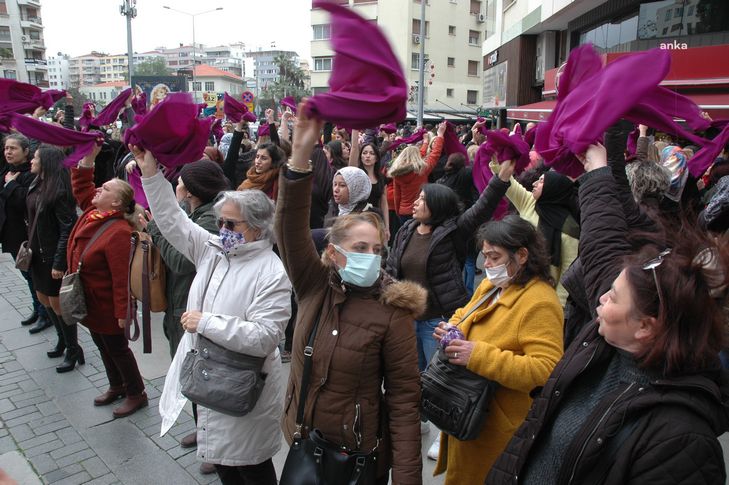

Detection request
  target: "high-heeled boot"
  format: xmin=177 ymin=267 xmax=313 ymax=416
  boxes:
xmin=56 ymin=321 xmax=85 ymax=373
xmin=46 ymin=308 xmax=66 ymax=358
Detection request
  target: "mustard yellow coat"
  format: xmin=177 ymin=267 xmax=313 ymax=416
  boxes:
xmin=433 ymin=277 xmax=564 ymax=484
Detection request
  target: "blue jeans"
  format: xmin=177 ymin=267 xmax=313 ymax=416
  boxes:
xmin=415 ymin=317 xmax=442 ymax=371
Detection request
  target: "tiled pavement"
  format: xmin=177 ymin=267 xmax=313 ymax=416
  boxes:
xmin=0 ymin=253 xmax=445 ymax=485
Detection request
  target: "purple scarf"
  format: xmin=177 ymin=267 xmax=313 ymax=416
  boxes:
xmin=223 ymin=92 xmax=256 ymax=123
xmin=0 ymin=80 xmax=65 ymax=132
xmin=132 ymin=92 xmax=147 ymax=116
xmin=443 ymin=122 xmax=468 ymax=159
xmin=387 ymin=128 xmax=427 ymax=152
xmin=81 ymin=88 xmax=132 ymax=131
xmin=305 ymin=1 xmax=407 ymax=129
xmin=211 ymin=117 xmax=224 ymax=144
xmin=478 ymin=130 xmax=530 ymax=173
xmin=10 ymin=113 xmax=101 ymax=167
xmin=280 ymin=96 xmax=297 ymax=114
xmin=258 ymin=123 xmax=270 ymax=137
xmin=380 ymin=123 xmax=397 ymax=134
xmin=123 ymin=92 xmax=213 ymax=169
xmin=472 ymin=145 xmax=510 ymax=221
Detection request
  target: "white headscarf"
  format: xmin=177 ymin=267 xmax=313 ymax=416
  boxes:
xmin=336 ymin=167 xmax=372 ymax=216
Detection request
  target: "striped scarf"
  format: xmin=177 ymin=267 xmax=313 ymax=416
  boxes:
xmin=86 ymin=209 xmax=119 ymax=222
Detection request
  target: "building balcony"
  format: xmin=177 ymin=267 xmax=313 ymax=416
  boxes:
xmin=20 ymin=17 xmax=43 ymax=29
xmin=17 ymin=0 xmax=42 ymax=7
xmin=25 ymin=58 xmax=48 ymax=71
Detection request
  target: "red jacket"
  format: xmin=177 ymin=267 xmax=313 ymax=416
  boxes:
xmin=392 ymin=136 xmax=443 ymax=216
xmin=66 ymin=168 xmax=132 ymax=334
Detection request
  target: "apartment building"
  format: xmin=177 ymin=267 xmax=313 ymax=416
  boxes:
xmin=310 ymin=0 xmax=486 ymax=119
xmin=0 ymin=0 xmax=47 ymax=86
xmin=68 ymin=52 xmax=104 ymax=88
xmin=479 ymin=0 xmax=729 ymax=124
xmin=47 ymin=53 xmax=70 ymax=90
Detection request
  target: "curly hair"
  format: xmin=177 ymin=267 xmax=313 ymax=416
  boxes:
xmin=626 ymin=160 xmax=671 ymax=203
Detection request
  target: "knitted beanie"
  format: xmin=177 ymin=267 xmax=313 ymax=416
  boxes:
xmin=180 ymin=160 xmax=230 ymax=204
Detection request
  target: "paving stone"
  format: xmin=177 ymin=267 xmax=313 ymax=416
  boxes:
xmin=49 ymin=441 xmax=88 ymax=460
xmin=0 ymin=435 xmax=17 ymax=453
xmin=0 ymin=398 xmax=14 ymax=414
xmin=84 ymin=474 xmax=119 ymax=485
xmin=0 ymin=383 xmax=20 ymax=396
xmin=2 ymin=404 xmax=38 ymax=421
xmin=1 ymin=360 xmax=22 ymax=373
xmin=55 ymin=448 xmax=96 ymax=468
xmin=27 ymin=451 xmax=59 ymax=474
xmin=36 ymin=400 xmax=60 ymax=417
xmin=5 ymin=410 xmax=42 ymax=427
xmin=17 ymin=378 xmax=41 ymax=393
xmin=175 ymin=450 xmax=199 ymax=468
xmin=8 ymin=423 xmax=34 ymax=442
xmin=31 ymin=366 xmax=93 ymax=398
xmin=44 ymin=464 xmax=83 ymax=483
xmin=0 ymin=387 xmax=24 ymax=399
xmin=24 ymin=438 xmax=66 ymax=457
xmin=80 ymin=456 xmax=110 ymax=479
xmin=29 ymin=413 xmax=65 ymax=430
xmin=0 ymin=369 xmax=28 ymax=385
xmin=55 ymin=428 xmax=83 ymax=446
xmin=50 ymin=470 xmax=91 ymax=485
xmin=18 ymin=432 xmax=58 ymax=450
xmin=34 ymin=419 xmax=72 ymax=436
xmin=150 ymin=432 xmax=178 ymax=451
xmin=167 ymin=444 xmax=195 ymax=460
xmin=10 ymin=388 xmax=44 ymax=404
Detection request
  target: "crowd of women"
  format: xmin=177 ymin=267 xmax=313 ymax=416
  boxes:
xmin=1 ymin=67 xmax=729 ymax=485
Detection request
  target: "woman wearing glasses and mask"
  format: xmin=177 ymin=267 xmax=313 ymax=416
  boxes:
xmin=276 ymin=105 xmax=427 ymax=484
xmin=487 ymin=144 xmax=729 ymax=485
xmin=132 ymin=146 xmax=292 ymax=485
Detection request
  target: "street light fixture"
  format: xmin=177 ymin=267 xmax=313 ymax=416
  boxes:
xmin=162 ymin=5 xmax=223 ymax=103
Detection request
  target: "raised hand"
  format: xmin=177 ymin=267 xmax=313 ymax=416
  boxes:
xmin=291 ymin=100 xmax=324 ymax=169
xmin=127 ymin=144 xmax=159 ymax=178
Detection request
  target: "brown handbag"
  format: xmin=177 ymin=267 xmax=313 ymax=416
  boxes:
xmin=125 ymin=231 xmax=167 ymax=353
xmin=15 ymin=206 xmax=40 ymax=272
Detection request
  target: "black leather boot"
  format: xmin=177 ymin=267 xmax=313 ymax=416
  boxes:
xmin=46 ymin=309 xmax=66 ymax=358
xmin=56 ymin=321 xmax=85 ymax=373
xmin=28 ymin=312 xmax=53 ymax=334
xmin=20 ymin=310 xmax=39 ymax=326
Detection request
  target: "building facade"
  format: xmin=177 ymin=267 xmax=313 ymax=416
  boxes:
xmin=0 ymin=0 xmax=47 ymax=86
xmin=68 ymin=52 xmax=104 ymax=88
xmin=187 ymin=64 xmax=245 ymax=102
xmin=47 ymin=53 xmax=70 ymax=90
xmin=246 ymin=49 xmax=299 ymax=95
xmin=79 ymin=80 xmax=128 ymax=106
xmin=310 ymin=0 xmax=485 ymax=120
xmin=479 ymin=0 xmax=729 ymax=124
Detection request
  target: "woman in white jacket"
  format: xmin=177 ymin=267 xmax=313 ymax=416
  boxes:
xmin=132 ymin=145 xmax=292 ymax=485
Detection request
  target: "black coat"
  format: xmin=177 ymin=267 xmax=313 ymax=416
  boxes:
xmin=436 ymin=167 xmax=478 ymax=210
xmin=487 ymin=167 xmax=729 ymax=485
xmin=386 ymin=175 xmax=504 ymax=318
xmin=26 ymin=178 xmax=77 ymax=272
xmin=0 ymin=162 xmax=35 ymax=257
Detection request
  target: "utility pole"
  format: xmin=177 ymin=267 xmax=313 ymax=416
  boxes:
xmin=417 ymin=0 xmax=426 ymax=127
xmin=120 ymin=0 xmax=137 ymax=85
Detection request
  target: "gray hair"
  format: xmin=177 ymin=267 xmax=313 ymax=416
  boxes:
xmin=213 ymin=190 xmax=276 ymax=243
xmin=626 ymin=160 xmax=671 ymax=204
xmin=4 ymin=133 xmax=30 ymax=151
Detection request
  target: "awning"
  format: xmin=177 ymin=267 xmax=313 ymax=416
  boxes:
xmin=506 ymin=93 xmax=729 ymax=122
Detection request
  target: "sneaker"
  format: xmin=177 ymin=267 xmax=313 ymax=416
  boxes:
xmin=420 ymin=421 xmax=430 ymax=435
xmin=426 ymin=435 xmax=440 ymax=461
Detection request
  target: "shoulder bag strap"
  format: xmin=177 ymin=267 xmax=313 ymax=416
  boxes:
xmin=76 ymin=219 xmax=118 ymax=271
xmin=26 ymin=201 xmax=41 ymax=244
xmin=141 ymin=239 xmax=152 ymax=353
xmin=293 ymin=306 xmax=324 ymax=438
xmin=454 ymin=285 xmax=501 ymax=327
xmin=125 ymin=233 xmax=140 ymax=343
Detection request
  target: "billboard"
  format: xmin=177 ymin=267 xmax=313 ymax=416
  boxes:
xmin=130 ymin=75 xmax=188 ymax=108
xmin=482 ymin=61 xmax=508 ymax=109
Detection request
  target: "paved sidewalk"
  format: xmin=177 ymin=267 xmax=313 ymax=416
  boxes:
xmin=0 ymin=254 xmax=444 ymax=485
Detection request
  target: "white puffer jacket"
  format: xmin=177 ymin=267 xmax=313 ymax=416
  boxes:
xmin=144 ymin=171 xmax=292 ymax=466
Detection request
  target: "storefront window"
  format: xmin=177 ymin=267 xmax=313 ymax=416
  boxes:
xmin=638 ymin=0 xmax=729 ymax=39
xmin=579 ymin=14 xmax=638 ymax=52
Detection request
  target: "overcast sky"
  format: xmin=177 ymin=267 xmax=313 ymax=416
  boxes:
xmin=42 ymin=0 xmax=313 ymax=61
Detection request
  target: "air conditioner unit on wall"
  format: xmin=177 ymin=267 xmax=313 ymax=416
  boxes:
xmin=413 ymin=34 xmax=421 ymax=44
xmin=477 ymin=13 xmax=485 ymax=23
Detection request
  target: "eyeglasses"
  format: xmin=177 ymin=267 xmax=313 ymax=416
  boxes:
xmin=216 ymin=218 xmax=247 ymax=231
xmin=642 ymin=248 xmax=671 ymax=314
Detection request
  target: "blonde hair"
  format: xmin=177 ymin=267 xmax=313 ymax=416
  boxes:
xmin=112 ymin=178 xmax=144 ymax=230
xmin=467 ymin=144 xmax=479 ymax=163
xmin=321 ymin=212 xmax=386 ymax=266
xmin=387 ymin=145 xmax=427 ymax=177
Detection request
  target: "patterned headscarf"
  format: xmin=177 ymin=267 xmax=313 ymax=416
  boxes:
xmin=660 ymin=145 xmax=688 ymax=202
xmin=335 ymin=167 xmax=372 ymax=215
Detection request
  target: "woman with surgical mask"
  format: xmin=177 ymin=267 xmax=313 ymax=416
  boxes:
xmin=430 ymin=214 xmax=564 ymax=484
xmin=275 ymin=104 xmax=428 ymax=484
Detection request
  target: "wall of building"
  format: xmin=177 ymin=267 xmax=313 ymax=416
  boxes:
xmin=0 ymin=0 xmax=47 ymax=85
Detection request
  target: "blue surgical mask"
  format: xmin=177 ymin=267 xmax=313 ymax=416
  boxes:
xmin=219 ymin=227 xmax=246 ymax=252
xmin=334 ymin=245 xmax=381 ymax=288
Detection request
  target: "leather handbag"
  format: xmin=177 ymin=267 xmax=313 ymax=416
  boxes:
xmin=420 ymin=286 xmax=501 ymax=441
xmin=59 ymin=219 xmax=117 ymax=325
xmin=177 ymin=255 xmax=267 ymax=417
xmin=280 ymin=309 xmax=377 ymax=485
xmin=125 ymin=231 xmax=167 ymax=353
xmin=15 ymin=205 xmax=41 ymax=272
xmin=179 ymin=334 xmax=267 ymax=417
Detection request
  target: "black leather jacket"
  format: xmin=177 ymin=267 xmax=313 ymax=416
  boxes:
xmin=26 ymin=178 xmax=77 ymax=272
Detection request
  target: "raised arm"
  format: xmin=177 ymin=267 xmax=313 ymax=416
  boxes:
xmin=489 ymin=159 xmax=537 ymax=220
xmin=422 ymin=123 xmax=445 ymax=177
xmin=223 ymin=123 xmax=246 ymax=186
xmin=274 ymin=103 xmax=329 ymax=299
xmin=72 ymin=144 xmax=103 ymax=211
xmin=455 ymin=160 xmax=513 ymax=236
xmin=348 ymin=129 xmax=360 ymax=167
xmin=133 ymin=146 xmax=214 ymax=267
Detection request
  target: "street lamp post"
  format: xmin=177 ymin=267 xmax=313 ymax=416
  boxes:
xmin=119 ymin=0 xmax=137 ymax=84
xmin=163 ymin=6 xmax=223 ymax=103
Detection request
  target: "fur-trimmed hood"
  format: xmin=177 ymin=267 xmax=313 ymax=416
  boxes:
xmin=380 ymin=279 xmax=428 ymax=318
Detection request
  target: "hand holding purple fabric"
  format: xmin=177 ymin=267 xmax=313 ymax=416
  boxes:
xmin=305 ymin=0 xmax=407 ymax=129
xmin=223 ymin=92 xmax=256 ymax=123
xmin=280 ymin=96 xmax=297 ymax=114
xmin=443 ymin=122 xmax=469 ymax=159
xmin=0 ymin=79 xmax=65 ymax=115
xmin=85 ymin=88 xmax=133 ymax=130
xmin=386 ymin=128 xmax=427 ymax=152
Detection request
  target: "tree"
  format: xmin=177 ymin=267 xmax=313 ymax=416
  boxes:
xmin=258 ymin=53 xmax=310 ymax=109
xmin=133 ymin=57 xmax=171 ymax=77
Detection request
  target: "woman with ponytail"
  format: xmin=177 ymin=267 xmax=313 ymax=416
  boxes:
xmin=67 ymin=144 xmax=147 ymax=418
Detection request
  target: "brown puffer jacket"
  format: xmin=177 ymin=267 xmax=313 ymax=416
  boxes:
xmin=275 ymin=170 xmax=427 ymax=484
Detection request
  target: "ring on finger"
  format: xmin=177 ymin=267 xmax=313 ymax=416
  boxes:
xmin=454 ymin=352 xmax=458 ymax=358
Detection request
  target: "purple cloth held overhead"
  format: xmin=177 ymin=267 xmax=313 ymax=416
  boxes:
xmin=479 ymin=130 xmax=530 ymax=173
xmin=223 ymin=92 xmax=256 ymax=123
xmin=443 ymin=122 xmax=468 ymax=159
xmin=10 ymin=113 xmax=101 ymax=167
xmin=380 ymin=123 xmax=397 ymax=134
xmin=524 ymin=126 xmax=537 ymax=148
xmin=472 ymin=145 xmax=510 ymax=221
xmin=387 ymin=128 xmax=427 ymax=152
xmin=280 ymin=96 xmax=297 ymax=114
xmin=689 ymin=122 xmax=729 ymax=179
xmin=132 ymin=92 xmax=147 ymax=116
xmin=512 ymin=124 xmax=522 ymax=136
xmin=476 ymin=117 xmax=489 ymax=135
xmin=85 ymin=88 xmax=132 ymax=130
xmin=0 ymin=79 xmax=65 ymax=115
xmin=123 ymin=92 xmax=213 ymax=169
xmin=211 ymin=117 xmax=224 ymax=144
xmin=305 ymin=1 xmax=407 ymax=129
xmin=258 ymin=123 xmax=270 ymax=137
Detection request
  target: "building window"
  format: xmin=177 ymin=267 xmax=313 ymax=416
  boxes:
xmin=0 ymin=2 xmax=7 ymax=15
xmin=192 ymin=81 xmax=202 ymax=91
xmin=448 ymin=25 xmax=456 ymax=35
xmin=687 ymin=5 xmax=694 ymax=16
xmin=3 ymin=70 xmax=16 ymax=80
xmin=446 ymin=88 xmax=454 ymax=97
xmin=411 ymin=53 xmax=420 ymax=70
xmin=314 ymin=57 xmax=333 ymax=71
xmin=412 ymin=19 xmax=430 ymax=37
xmin=467 ymin=90 xmax=478 ymax=104
xmin=468 ymin=60 xmax=479 ymax=76
xmin=0 ymin=26 xmax=10 ymax=41
xmin=205 ymin=81 xmax=215 ymax=91
xmin=470 ymin=0 xmax=481 ymax=14
xmin=313 ymin=24 xmax=331 ymax=40
xmin=581 ymin=14 xmax=638 ymax=51
xmin=468 ymin=30 xmax=480 ymax=45
xmin=447 ymin=57 xmax=455 ymax=67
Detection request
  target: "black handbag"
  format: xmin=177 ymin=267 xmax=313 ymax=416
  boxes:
xmin=15 ymin=204 xmax=40 ymax=272
xmin=279 ymin=309 xmax=377 ymax=485
xmin=421 ymin=286 xmax=500 ymax=441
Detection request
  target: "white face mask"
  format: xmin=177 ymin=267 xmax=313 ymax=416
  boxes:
xmin=484 ymin=262 xmax=512 ymax=288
